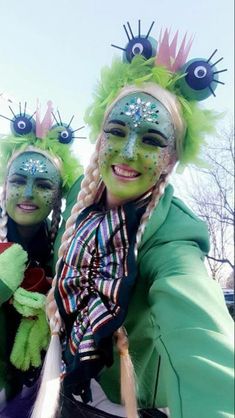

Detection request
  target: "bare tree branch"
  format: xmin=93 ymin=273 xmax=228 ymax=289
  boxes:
xmin=187 ymin=125 xmax=234 ymax=282
xmin=207 ymin=255 xmax=234 ymax=270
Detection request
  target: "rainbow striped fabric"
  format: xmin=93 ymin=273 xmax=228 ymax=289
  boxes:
xmin=55 ymin=191 xmax=149 ymax=401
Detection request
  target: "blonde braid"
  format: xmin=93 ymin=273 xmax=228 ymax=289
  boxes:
xmin=31 ymin=140 xmax=103 ymax=418
xmin=113 ymin=175 xmax=170 ymax=418
xmin=50 ymin=198 xmax=62 ymax=248
xmin=57 ymin=137 xmax=102 ymax=262
xmin=135 ymin=174 xmax=170 ymax=251
xmin=0 ymin=188 xmax=8 ymax=243
xmin=49 ymin=141 xmax=102 ymax=327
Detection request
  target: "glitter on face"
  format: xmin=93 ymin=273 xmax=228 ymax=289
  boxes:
xmin=99 ymin=92 xmax=176 ymax=207
xmin=6 ymin=152 xmax=61 ymax=226
xmin=124 ymin=97 xmax=159 ymax=127
xmin=20 ymin=158 xmax=47 ymax=175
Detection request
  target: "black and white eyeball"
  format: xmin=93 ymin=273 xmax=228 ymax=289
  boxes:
xmin=11 ymin=114 xmax=36 ymax=136
xmin=52 ymin=124 xmax=74 ymax=144
xmin=123 ymin=35 xmax=157 ymax=63
xmin=178 ymin=58 xmax=220 ymax=101
xmin=111 ymin=21 xmax=157 ymax=63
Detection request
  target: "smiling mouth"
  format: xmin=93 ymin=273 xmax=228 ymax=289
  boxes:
xmin=112 ymin=164 xmax=141 ymax=179
xmin=17 ymin=203 xmax=39 ymax=212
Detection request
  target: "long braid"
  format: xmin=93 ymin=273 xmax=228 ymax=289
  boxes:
xmin=0 ymin=188 xmax=8 ymax=243
xmin=135 ymin=173 xmax=171 ymax=251
xmin=49 ymin=197 xmax=62 ymax=252
xmin=31 ymin=140 xmax=102 ymax=418
xmin=53 ymin=142 xmax=101 ymax=327
xmin=57 ymin=137 xmax=102 ymax=261
xmin=116 ymin=174 xmax=170 ymax=418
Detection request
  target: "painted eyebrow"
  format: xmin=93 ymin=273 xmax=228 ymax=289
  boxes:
xmin=107 ymin=119 xmax=126 ymax=126
xmin=10 ymin=173 xmax=53 ymax=183
xmin=9 ymin=173 xmax=27 ymax=179
xmin=147 ymin=129 xmax=168 ymax=141
xmin=35 ymin=178 xmax=54 ymax=183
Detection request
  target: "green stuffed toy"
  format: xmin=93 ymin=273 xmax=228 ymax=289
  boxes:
xmin=0 ymin=243 xmax=28 ymax=305
xmin=0 ymin=243 xmax=50 ymax=371
xmin=10 ymin=287 xmax=50 ymax=371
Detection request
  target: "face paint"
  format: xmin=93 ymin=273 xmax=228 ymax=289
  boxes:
xmin=5 ymin=152 xmax=61 ymax=226
xmin=99 ymin=92 xmax=176 ymax=207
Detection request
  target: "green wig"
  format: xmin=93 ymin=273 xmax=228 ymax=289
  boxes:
xmin=85 ymin=55 xmax=219 ymax=167
xmin=0 ymin=104 xmax=83 ymax=196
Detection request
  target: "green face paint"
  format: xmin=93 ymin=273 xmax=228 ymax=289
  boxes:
xmin=5 ymin=152 xmax=61 ymax=226
xmin=99 ymin=92 xmax=176 ymax=207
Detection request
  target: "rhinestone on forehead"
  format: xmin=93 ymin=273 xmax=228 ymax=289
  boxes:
xmin=124 ymin=97 xmax=159 ymax=127
xmin=20 ymin=158 xmax=47 ymax=176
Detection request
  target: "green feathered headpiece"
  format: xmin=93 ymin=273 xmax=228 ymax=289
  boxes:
xmin=85 ymin=23 xmax=225 ymax=166
xmin=0 ymin=101 xmax=84 ymax=195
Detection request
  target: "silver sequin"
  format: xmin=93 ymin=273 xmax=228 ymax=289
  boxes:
xmin=20 ymin=159 xmax=47 ymax=175
xmin=124 ymin=97 xmax=159 ymax=127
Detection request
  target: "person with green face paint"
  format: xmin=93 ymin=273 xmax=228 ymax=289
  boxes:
xmin=32 ymin=24 xmax=233 ymax=418
xmin=0 ymin=101 xmax=83 ymax=417
xmin=99 ymin=92 xmax=176 ymax=208
xmin=6 ymin=152 xmax=61 ymax=227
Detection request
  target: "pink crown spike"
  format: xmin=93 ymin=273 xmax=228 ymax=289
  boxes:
xmin=169 ymin=31 xmax=178 ymax=60
xmin=172 ymin=33 xmax=193 ymax=72
xmin=155 ymin=29 xmax=172 ymax=69
xmin=36 ymin=100 xmax=42 ymax=139
xmin=156 ymin=29 xmax=193 ymax=73
xmin=36 ymin=100 xmax=53 ymax=139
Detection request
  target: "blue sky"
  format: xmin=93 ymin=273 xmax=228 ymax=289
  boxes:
xmin=0 ymin=0 xmax=234 ymax=165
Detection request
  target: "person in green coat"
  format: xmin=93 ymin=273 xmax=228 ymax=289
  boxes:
xmin=0 ymin=101 xmax=83 ymax=417
xmin=32 ymin=23 xmax=234 ymax=418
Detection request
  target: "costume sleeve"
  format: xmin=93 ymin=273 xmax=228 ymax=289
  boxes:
xmin=142 ymin=240 xmax=234 ymax=418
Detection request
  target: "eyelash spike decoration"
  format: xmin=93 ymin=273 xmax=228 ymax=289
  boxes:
xmin=155 ymin=28 xmax=227 ymax=101
xmin=111 ymin=20 xmax=157 ymax=63
xmin=177 ymin=49 xmax=227 ymax=100
xmin=0 ymin=101 xmax=85 ymax=144
xmin=0 ymin=101 xmax=36 ymax=136
xmin=51 ymin=111 xmax=85 ymax=144
xmin=111 ymin=22 xmax=227 ymax=102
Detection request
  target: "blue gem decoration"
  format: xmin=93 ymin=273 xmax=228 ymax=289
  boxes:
xmin=21 ymin=159 xmax=47 ymax=176
xmin=124 ymin=97 xmax=159 ymax=127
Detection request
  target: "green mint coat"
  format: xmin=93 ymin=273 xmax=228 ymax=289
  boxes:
xmin=54 ymin=177 xmax=234 ymax=418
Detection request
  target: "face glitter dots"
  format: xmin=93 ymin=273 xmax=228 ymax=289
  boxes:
xmin=124 ymin=97 xmax=159 ymax=127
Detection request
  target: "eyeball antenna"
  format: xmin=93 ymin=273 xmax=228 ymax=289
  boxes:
xmin=51 ymin=111 xmax=85 ymax=144
xmin=0 ymin=102 xmax=36 ymax=135
xmin=178 ymin=49 xmax=227 ymax=100
xmin=111 ymin=20 xmax=157 ymax=63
